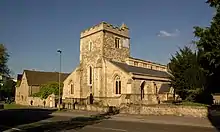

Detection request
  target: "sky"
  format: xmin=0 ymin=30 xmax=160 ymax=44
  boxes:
xmin=0 ymin=0 xmax=214 ymax=77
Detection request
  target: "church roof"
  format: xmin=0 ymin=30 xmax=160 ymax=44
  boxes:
xmin=158 ymin=83 xmax=171 ymax=94
xmin=110 ymin=61 xmax=170 ymax=78
xmin=24 ymin=70 xmax=70 ymax=86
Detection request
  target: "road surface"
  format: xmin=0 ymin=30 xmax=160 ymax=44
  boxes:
xmin=69 ymin=119 xmax=218 ymax=132
xmin=4 ymin=115 xmax=217 ymax=132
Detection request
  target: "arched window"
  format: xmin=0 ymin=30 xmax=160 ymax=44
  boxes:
xmin=153 ymin=82 xmax=158 ymax=94
xmin=140 ymin=81 xmax=145 ymax=100
xmin=115 ymin=76 xmax=121 ymax=94
xmin=89 ymin=66 xmax=92 ymax=85
xmin=71 ymin=83 xmax=74 ymax=94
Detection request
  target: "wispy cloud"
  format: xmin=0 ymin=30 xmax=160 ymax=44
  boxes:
xmin=157 ymin=29 xmax=180 ymax=37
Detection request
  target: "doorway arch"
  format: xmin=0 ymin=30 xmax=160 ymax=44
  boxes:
xmin=89 ymin=93 xmax=94 ymax=104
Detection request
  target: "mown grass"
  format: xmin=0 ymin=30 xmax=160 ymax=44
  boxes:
xmin=180 ymin=101 xmax=209 ymax=107
xmin=4 ymin=103 xmax=29 ymax=109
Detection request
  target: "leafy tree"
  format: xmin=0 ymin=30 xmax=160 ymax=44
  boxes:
xmin=168 ymin=46 xmax=206 ymax=102
xmin=0 ymin=79 xmax=16 ymax=98
xmin=0 ymin=44 xmax=11 ymax=100
xmin=33 ymin=82 xmax=63 ymax=99
xmin=193 ymin=0 xmax=220 ymax=93
xmin=0 ymin=44 xmax=10 ymax=76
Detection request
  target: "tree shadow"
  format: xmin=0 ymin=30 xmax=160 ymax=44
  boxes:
xmin=19 ymin=109 xmax=119 ymax=132
xmin=0 ymin=108 xmax=56 ymax=131
xmin=207 ymin=105 xmax=220 ymax=131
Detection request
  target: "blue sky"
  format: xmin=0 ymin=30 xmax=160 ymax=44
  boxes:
xmin=0 ymin=0 xmax=214 ymax=77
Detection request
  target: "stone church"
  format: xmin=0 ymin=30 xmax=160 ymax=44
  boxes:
xmin=62 ymin=22 xmax=174 ymax=106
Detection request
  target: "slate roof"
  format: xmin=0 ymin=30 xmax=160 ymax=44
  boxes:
xmin=158 ymin=83 xmax=171 ymax=94
xmin=24 ymin=70 xmax=70 ymax=86
xmin=110 ymin=61 xmax=170 ymax=78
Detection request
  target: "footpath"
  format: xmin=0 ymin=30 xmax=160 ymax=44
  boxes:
xmin=51 ymin=110 xmax=214 ymax=128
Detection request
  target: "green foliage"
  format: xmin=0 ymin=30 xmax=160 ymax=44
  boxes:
xmin=0 ymin=79 xmax=16 ymax=98
xmin=169 ymin=46 xmax=206 ymax=101
xmin=33 ymin=82 xmax=63 ymax=99
xmin=0 ymin=44 xmax=10 ymax=76
xmin=169 ymin=0 xmax=220 ymax=104
xmin=193 ymin=0 xmax=220 ymax=93
xmin=4 ymin=103 xmax=28 ymax=109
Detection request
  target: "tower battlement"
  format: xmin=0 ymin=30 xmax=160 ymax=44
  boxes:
xmin=80 ymin=21 xmax=129 ymax=38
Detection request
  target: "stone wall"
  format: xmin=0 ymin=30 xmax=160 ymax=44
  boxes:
xmin=67 ymin=104 xmax=109 ymax=113
xmin=16 ymin=94 xmax=56 ymax=108
xmin=103 ymin=31 xmax=130 ymax=62
xmin=119 ymin=104 xmax=208 ymax=118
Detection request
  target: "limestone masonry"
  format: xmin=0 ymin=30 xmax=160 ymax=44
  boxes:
xmin=62 ymin=21 xmax=175 ymax=106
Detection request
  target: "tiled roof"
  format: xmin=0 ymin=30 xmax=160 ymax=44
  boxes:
xmin=110 ymin=61 xmax=170 ymax=78
xmin=158 ymin=83 xmax=171 ymax=94
xmin=24 ymin=70 xmax=70 ymax=86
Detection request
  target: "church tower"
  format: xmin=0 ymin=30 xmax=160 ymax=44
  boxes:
xmin=79 ymin=22 xmax=130 ymax=64
xmin=79 ymin=22 xmax=131 ymax=99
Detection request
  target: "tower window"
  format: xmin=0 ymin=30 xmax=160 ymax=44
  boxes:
xmin=115 ymin=38 xmax=120 ymax=48
xmin=115 ymin=76 xmax=121 ymax=94
xmin=89 ymin=66 xmax=92 ymax=85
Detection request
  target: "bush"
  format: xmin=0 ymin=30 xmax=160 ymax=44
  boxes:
xmin=33 ymin=82 xmax=63 ymax=99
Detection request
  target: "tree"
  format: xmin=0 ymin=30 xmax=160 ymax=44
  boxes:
xmin=33 ymin=82 xmax=63 ymax=99
xmin=0 ymin=44 xmax=10 ymax=76
xmin=193 ymin=0 xmax=220 ymax=93
xmin=0 ymin=79 xmax=16 ymax=98
xmin=168 ymin=46 xmax=206 ymax=102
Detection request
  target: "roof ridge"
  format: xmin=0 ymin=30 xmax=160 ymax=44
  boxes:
xmin=24 ymin=69 xmax=70 ymax=74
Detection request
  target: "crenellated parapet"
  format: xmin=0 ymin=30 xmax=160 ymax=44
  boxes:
xmin=80 ymin=21 xmax=129 ymax=38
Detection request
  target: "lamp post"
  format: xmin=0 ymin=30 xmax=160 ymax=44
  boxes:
xmin=57 ymin=49 xmax=62 ymax=111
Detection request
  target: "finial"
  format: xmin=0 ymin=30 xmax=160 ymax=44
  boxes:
xmin=120 ymin=22 xmax=129 ymax=30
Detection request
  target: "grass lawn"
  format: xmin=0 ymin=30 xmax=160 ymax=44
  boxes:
xmin=3 ymin=103 xmax=29 ymax=109
xmin=180 ymin=101 xmax=209 ymax=107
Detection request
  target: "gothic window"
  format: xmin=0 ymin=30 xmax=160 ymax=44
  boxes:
xmin=71 ymin=84 xmax=74 ymax=94
xmin=115 ymin=76 xmax=121 ymax=94
xmin=89 ymin=41 xmax=92 ymax=51
xmin=115 ymin=37 xmax=120 ymax=48
xmin=153 ymin=82 xmax=158 ymax=94
xmin=140 ymin=81 xmax=145 ymax=100
xmin=89 ymin=66 xmax=92 ymax=85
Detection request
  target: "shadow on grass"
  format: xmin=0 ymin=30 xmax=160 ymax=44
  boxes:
xmin=19 ymin=110 xmax=119 ymax=132
xmin=208 ymin=105 xmax=220 ymax=131
xmin=0 ymin=108 xmax=56 ymax=131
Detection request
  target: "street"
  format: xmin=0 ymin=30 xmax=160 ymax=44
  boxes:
xmin=76 ymin=120 xmax=218 ymax=132
xmin=7 ymin=115 xmax=218 ymax=132
xmin=1 ymin=108 xmax=219 ymax=132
